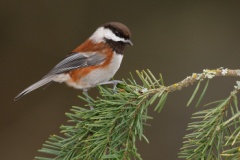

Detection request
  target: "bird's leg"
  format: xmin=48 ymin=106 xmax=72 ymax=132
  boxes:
xmin=82 ymin=89 xmax=94 ymax=110
xmin=99 ymin=80 xmax=123 ymax=93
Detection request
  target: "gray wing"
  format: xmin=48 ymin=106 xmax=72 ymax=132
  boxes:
xmin=14 ymin=52 xmax=106 ymax=100
xmin=44 ymin=52 xmax=106 ymax=77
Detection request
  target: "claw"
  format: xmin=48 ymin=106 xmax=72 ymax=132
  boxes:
xmin=99 ymin=80 xmax=123 ymax=92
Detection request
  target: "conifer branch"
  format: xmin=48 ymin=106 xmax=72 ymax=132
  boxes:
xmin=35 ymin=68 xmax=240 ymax=160
xmin=166 ymin=68 xmax=240 ymax=92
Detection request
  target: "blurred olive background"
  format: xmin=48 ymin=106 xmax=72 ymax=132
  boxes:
xmin=1 ymin=1 xmax=240 ymax=159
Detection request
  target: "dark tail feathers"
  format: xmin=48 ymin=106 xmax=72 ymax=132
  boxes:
xmin=14 ymin=76 xmax=54 ymax=101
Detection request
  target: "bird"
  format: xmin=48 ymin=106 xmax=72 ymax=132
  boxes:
xmin=14 ymin=22 xmax=133 ymax=102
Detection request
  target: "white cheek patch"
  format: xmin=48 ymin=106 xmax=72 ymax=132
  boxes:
xmin=104 ymin=28 xmax=126 ymax=42
xmin=90 ymin=27 xmax=126 ymax=43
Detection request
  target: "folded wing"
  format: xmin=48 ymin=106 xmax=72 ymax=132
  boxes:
xmin=14 ymin=52 xmax=106 ymax=100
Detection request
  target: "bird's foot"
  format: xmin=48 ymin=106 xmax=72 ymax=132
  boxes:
xmin=99 ymin=80 xmax=123 ymax=93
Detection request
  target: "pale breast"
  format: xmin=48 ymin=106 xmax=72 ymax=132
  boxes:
xmin=66 ymin=53 xmax=123 ymax=89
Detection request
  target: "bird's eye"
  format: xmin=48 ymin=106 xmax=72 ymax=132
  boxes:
xmin=114 ymin=31 xmax=121 ymax=37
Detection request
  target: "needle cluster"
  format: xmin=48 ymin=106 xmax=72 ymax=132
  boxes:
xmin=35 ymin=68 xmax=240 ymax=160
xmin=36 ymin=70 xmax=167 ymax=160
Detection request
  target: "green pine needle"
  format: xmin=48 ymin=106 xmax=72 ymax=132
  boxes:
xmin=195 ymin=80 xmax=209 ymax=108
xmin=187 ymin=80 xmax=201 ymax=107
xmin=36 ymin=70 xmax=168 ymax=160
xmin=180 ymin=86 xmax=240 ymax=159
xmin=34 ymin=70 xmax=240 ymax=160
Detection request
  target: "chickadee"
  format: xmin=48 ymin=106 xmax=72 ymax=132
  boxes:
xmin=14 ymin=22 xmax=132 ymax=101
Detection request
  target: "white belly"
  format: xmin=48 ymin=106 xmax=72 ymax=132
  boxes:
xmin=65 ymin=53 xmax=123 ymax=89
